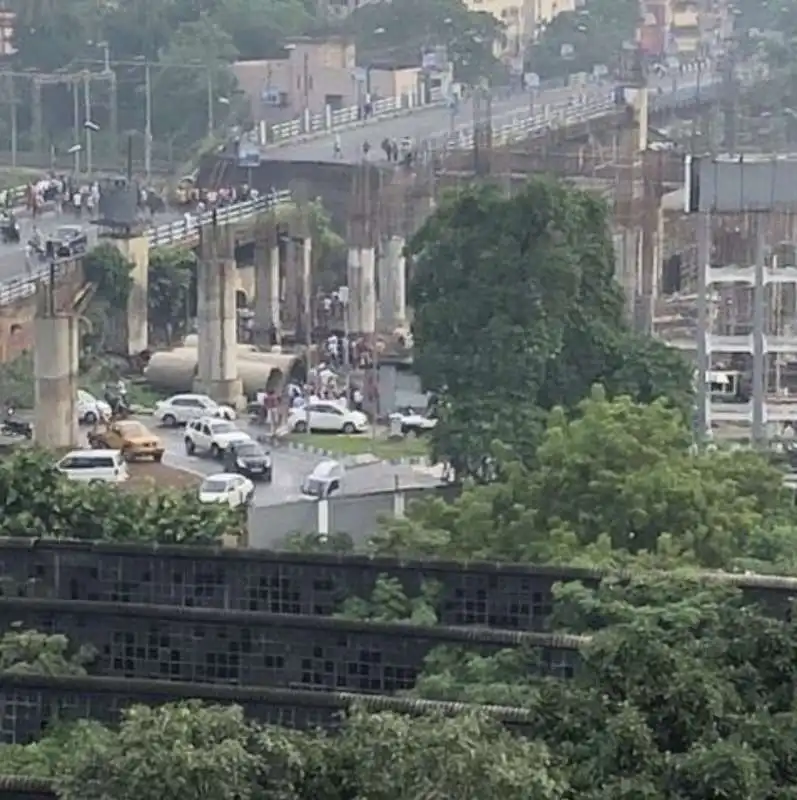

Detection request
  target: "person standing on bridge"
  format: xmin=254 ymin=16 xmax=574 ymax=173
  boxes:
xmin=333 ymin=133 xmax=342 ymax=159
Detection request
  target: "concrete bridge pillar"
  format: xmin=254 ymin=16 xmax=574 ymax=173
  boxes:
xmin=298 ymin=237 xmax=312 ymax=343
xmin=34 ymin=314 xmax=78 ymax=449
xmin=346 ymin=246 xmax=362 ymax=334
xmin=284 ymin=237 xmax=299 ymax=333
xmin=109 ymin=235 xmax=149 ymax=355
xmin=359 ymin=246 xmax=376 ymax=335
xmin=378 ymin=236 xmax=407 ymax=331
xmin=194 ymin=227 xmax=243 ymax=408
xmin=254 ymin=239 xmax=281 ymax=341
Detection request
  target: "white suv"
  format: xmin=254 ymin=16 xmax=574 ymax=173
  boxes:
xmin=287 ymin=402 xmax=369 ymax=434
xmin=154 ymin=393 xmax=236 ymax=427
xmin=184 ymin=417 xmax=252 ymax=458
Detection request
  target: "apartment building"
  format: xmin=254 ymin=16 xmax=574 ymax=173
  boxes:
xmin=670 ymin=0 xmax=700 ymax=55
xmin=233 ymin=37 xmax=424 ymax=122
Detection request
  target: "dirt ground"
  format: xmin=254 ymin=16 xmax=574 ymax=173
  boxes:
xmin=120 ymin=461 xmax=201 ymax=493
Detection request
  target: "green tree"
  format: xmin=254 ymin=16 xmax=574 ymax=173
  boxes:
xmin=373 ymin=392 xmax=795 ymax=571
xmin=0 ymin=449 xmax=244 ymax=545
xmin=153 ymin=16 xmax=240 ymax=149
xmin=527 ymin=0 xmax=635 ymax=79
xmin=8 ymin=0 xmax=99 ymax=72
xmin=336 ymin=0 xmax=504 ymax=85
xmin=408 ymin=178 xmax=693 ymax=480
xmin=148 ymin=245 xmax=196 ymax=345
xmin=83 ymin=243 xmax=135 ymax=310
xmin=0 ymin=629 xmax=95 ymax=676
xmin=56 ymin=703 xmax=260 ymax=800
xmin=211 ymin=0 xmax=313 ymax=60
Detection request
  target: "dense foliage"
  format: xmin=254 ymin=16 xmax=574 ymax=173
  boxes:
xmin=0 ymin=449 xmax=243 ymax=544
xmin=5 ymin=575 xmax=797 ymax=798
xmin=409 ymin=178 xmax=693 ymax=480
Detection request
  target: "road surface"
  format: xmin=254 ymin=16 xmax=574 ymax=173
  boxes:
xmin=0 ymin=207 xmax=183 ymax=287
xmin=156 ymin=420 xmax=442 ymax=508
xmin=267 ymin=70 xmax=708 ymax=164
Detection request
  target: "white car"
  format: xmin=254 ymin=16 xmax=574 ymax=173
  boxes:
xmin=198 ymin=473 xmax=254 ymax=507
xmin=388 ymin=407 xmax=437 ymax=436
xmin=154 ymin=393 xmax=236 ymax=427
xmin=77 ymin=390 xmax=112 ymax=424
xmin=56 ymin=449 xmax=128 ymax=484
xmin=288 ymin=402 xmax=368 ymax=434
xmin=184 ymin=417 xmax=252 ymax=458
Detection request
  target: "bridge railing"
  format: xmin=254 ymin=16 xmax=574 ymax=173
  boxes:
xmin=0 ymin=191 xmax=294 ymax=308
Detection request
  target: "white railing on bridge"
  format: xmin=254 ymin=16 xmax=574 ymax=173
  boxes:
xmin=0 ymin=191 xmax=293 ymax=308
xmin=265 ymin=93 xmax=420 ymax=146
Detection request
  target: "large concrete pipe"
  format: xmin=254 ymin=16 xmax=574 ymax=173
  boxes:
xmin=144 ymin=349 xmax=302 ymax=397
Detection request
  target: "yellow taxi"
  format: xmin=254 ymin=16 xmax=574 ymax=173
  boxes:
xmin=87 ymin=420 xmax=165 ymax=462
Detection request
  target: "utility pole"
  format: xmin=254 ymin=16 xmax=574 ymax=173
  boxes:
xmin=144 ymin=62 xmax=153 ymax=180
xmin=83 ymin=72 xmax=93 ymax=175
xmin=72 ymin=78 xmax=81 ymax=174
xmin=207 ymin=68 xmax=214 ymax=137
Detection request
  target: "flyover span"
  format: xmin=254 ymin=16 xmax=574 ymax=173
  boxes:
xmin=0 ymin=66 xmax=729 ymax=301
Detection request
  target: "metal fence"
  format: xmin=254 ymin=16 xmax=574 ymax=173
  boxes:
xmin=0 ymin=191 xmax=293 ymax=308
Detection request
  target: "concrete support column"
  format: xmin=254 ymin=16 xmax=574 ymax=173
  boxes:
xmin=359 ymin=246 xmax=376 ymax=335
xmin=284 ymin=238 xmax=299 ymax=332
xmin=110 ymin=235 xmax=149 ymax=354
xmin=34 ymin=315 xmax=78 ymax=449
xmin=379 ymin=236 xmax=407 ymax=331
xmin=254 ymin=241 xmax=281 ymax=340
xmin=194 ymin=256 xmax=244 ymax=407
xmin=346 ymin=246 xmax=362 ymax=333
xmin=298 ymin=237 xmax=312 ymax=342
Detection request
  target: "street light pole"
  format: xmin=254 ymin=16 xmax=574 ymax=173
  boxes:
xmin=72 ymin=79 xmax=81 ymax=174
xmin=144 ymin=62 xmax=153 ymax=180
xmin=83 ymin=73 xmax=93 ymax=175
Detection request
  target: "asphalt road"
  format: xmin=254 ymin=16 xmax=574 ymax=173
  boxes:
xmin=155 ymin=419 xmax=442 ymax=508
xmin=268 ymin=70 xmax=709 ymax=164
xmin=0 ymin=207 xmax=184 ymax=287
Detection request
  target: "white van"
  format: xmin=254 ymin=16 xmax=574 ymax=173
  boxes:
xmin=56 ymin=449 xmax=129 ymax=484
xmin=301 ymin=459 xmax=344 ymax=498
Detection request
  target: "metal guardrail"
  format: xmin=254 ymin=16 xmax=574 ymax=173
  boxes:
xmin=0 ymin=191 xmax=293 ymax=308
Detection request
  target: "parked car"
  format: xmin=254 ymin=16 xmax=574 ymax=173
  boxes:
xmin=87 ymin=420 xmax=164 ymax=462
xmin=287 ymin=402 xmax=368 ymax=434
xmin=388 ymin=407 xmax=437 ymax=436
xmin=198 ymin=473 xmax=254 ymax=507
xmin=56 ymin=449 xmax=128 ymax=484
xmin=184 ymin=417 xmax=251 ymax=458
xmin=51 ymin=224 xmax=88 ymax=258
xmin=223 ymin=440 xmax=273 ymax=481
xmin=154 ymin=393 xmax=236 ymax=427
xmin=77 ymin=389 xmax=112 ymax=424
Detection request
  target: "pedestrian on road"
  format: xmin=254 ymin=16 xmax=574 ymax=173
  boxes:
xmin=333 ymin=134 xmax=342 ymax=159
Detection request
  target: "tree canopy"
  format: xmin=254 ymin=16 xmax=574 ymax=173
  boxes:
xmin=408 ymin=178 xmax=693 ymax=480
xmin=0 ymin=448 xmax=243 ymax=545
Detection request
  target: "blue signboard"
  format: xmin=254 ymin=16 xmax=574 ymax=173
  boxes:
xmin=237 ymin=140 xmax=261 ymax=168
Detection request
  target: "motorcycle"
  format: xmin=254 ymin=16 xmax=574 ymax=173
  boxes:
xmin=2 ymin=408 xmax=32 ymax=439
xmin=1 ymin=222 xmax=20 ymax=244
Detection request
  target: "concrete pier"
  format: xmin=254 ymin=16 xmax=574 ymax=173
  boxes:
xmin=359 ymin=246 xmax=376 ymax=335
xmin=379 ymin=236 xmax=407 ymax=330
xmin=254 ymin=240 xmax=281 ymax=340
xmin=34 ymin=315 xmax=78 ymax=449
xmin=346 ymin=246 xmax=362 ymax=333
xmin=110 ymin=235 xmax=149 ymax=355
xmin=298 ymin=237 xmax=312 ymax=341
xmin=194 ymin=253 xmax=244 ymax=408
xmin=284 ymin=237 xmax=298 ymax=330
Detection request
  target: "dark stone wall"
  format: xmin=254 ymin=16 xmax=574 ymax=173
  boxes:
xmin=0 ymin=599 xmax=580 ymax=692
xmin=0 ymin=540 xmax=794 ymax=631
xmin=0 ymin=539 xmax=599 ymax=630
